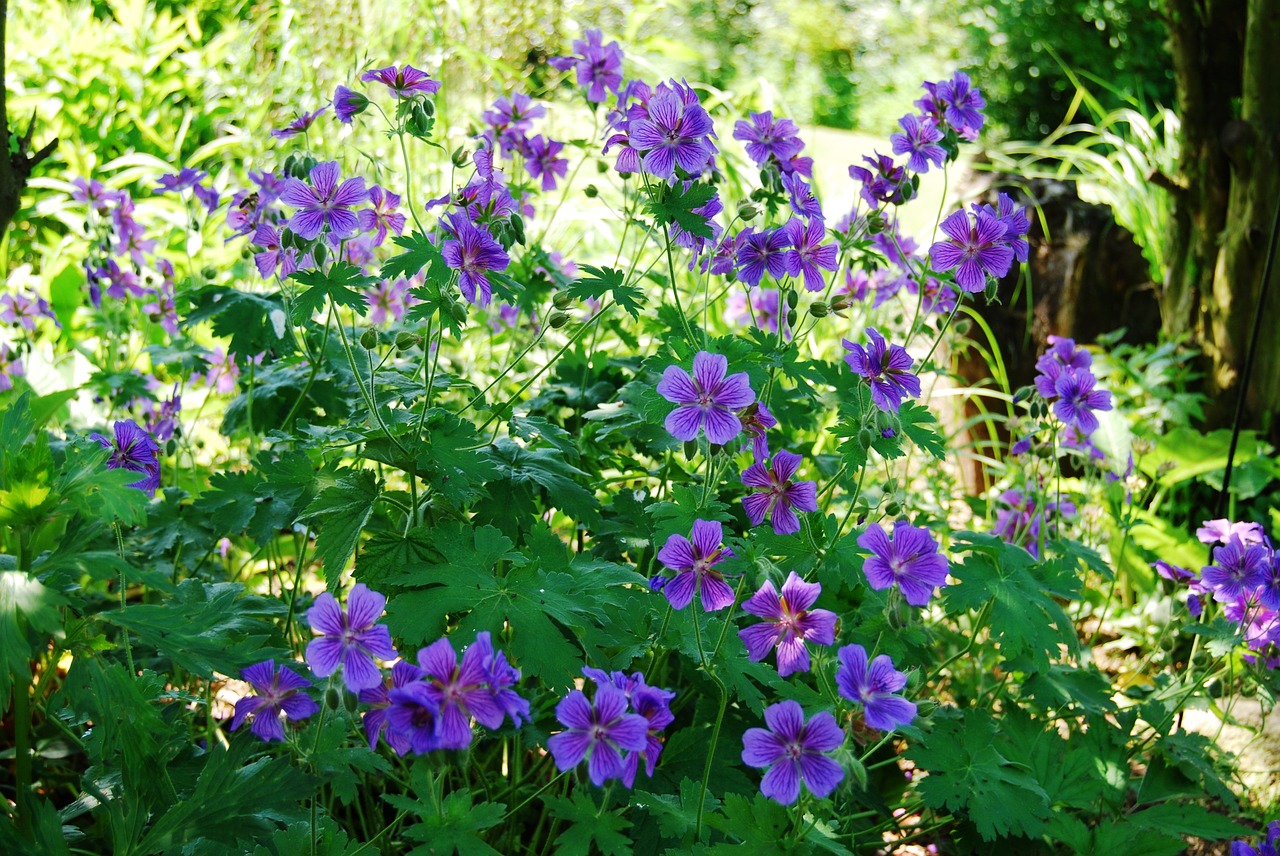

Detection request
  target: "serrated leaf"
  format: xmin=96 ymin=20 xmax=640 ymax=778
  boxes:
xmin=288 ymin=262 xmax=378 ymax=324
xmin=380 ymin=231 xmax=446 ymax=283
xmin=296 ymin=468 xmax=381 ymax=591
xmin=184 ymin=286 xmax=293 ymax=356
xmin=895 ymin=401 xmax=946 ymax=460
xmin=645 ymin=181 xmax=717 ymax=239
xmin=544 ymin=791 xmax=633 ymax=856
xmin=567 ymin=265 xmax=644 ymax=319
xmin=491 ymin=437 xmax=599 ymax=524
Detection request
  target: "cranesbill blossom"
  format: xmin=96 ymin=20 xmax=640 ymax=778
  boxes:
xmin=359 ymin=186 xmax=406 ymax=246
xmin=741 ymin=449 xmax=819 ymax=536
xmin=733 ymin=111 xmax=804 ymax=168
xmin=929 ymin=207 xmax=1013 ymax=292
xmin=934 ymin=71 xmax=986 ymax=137
xmin=1198 ymin=519 xmax=1267 ymax=546
xmin=386 ymin=682 xmax=444 ymax=754
xmin=367 ymin=278 xmax=415 ymax=325
xmin=279 ymin=161 xmax=369 ymax=241
xmin=735 ymin=227 xmax=793 ymax=287
xmin=204 ymin=346 xmax=240 ymax=394
xmin=441 ymin=219 xmax=510 ymax=308
xmin=978 ymin=192 xmax=1030 ymax=262
xmin=628 ymin=83 xmax=716 ymax=180
xmin=741 ymin=700 xmax=844 ymax=805
xmin=624 ymin=685 xmax=676 ymax=787
xmin=783 ymin=218 xmax=838 ymax=291
xmin=486 ymin=647 xmax=531 ymax=727
xmin=835 ymin=644 xmax=916 ymax=731
xmin=271 ymin=106 xmax=327 ymax=140
xmin=657 ymin=519 xmax=736 ymax=611
xmin=724 ymin=288 xmax=785 ymax=338
xmin=1052 ymin=368 xmax=1113 ymax=435
xmin=231 ymin=660 xmax=319 ymax=742
xmin=739 ymin=572 xmax=838 ymax=676
xmin=1228 ymin=820 xmax=1280 ymax=856
xmin=849 ymin=153 xmax=909 ymax=207
xmin=890 ymin=114 xmax=946 ymax=174
xmin=656 ymin=350 xmax=755 ymax=444
xmin=1202 ymin=535 xmax=1271 ymax=603
xmin=738 ymin=401 xmax=778 ymax=459
xmin=549 ymin=29 xmax=624 ymax=103
xmin=417 ymin=632 xmax=509 ymax=749
xmin=858 ymin=520 xmax=949 ymax=606
xmin=843 ymin=327 xmax=921 ymax=413
xmin=358 ymin=660 xmax=423 ymax=754
xmin=547 ymin=685 xmax=649 ymax=786
xmin=782 ymin=173 xmax=824 ymax=220
xmin=154 ymin=168 xmax=207 ymax=194
xmin=305 ymin=583 xmax=397 ymax=692
xmin=361 ymin=64 xmax=441 ymax=98
xmin=334 ymin=85 xmax=369 ymax=124
xmin=1 ymin=291 xmax=57 ymax=330
xmin=91 ymin=420 xmax=161 ymax=496
xmin=524 ymin=136 xmax=569 ymax=191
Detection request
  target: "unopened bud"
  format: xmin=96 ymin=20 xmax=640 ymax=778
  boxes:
xmin=394 ymin=331 xmax=420 ymax=350
xmin=553 ymin=291 xmax=573 ymax=310
xmin=786 ymin=309 xmax=798 ymax=327
xmin=786 ymin=290 xmax=798 ymax=309
xmin=201 ymin=266 xmax=218 ymax=281
xmin=312 ymin=243 xmax=328 ymax=267
xmin=584 ymin=184 xmax=599 ymax=198
xmin=809 ymin=301 xmax=830 ymax=318
xmin=359 ymin=329 xmax=379 ymax=350
xmin=325 ymin=686 xmax=342 ymax=710
xmin=737 ymin=202 xmax=759 ymax=222
xmin=451 ymin=146 xmax=470 ymax=168
xmin=343 ymin=689 xmax=360 ymax=712
xmin=683 ymin=439 xmax=699 ymax=459
xmin=548 ymin=309 xmax=571 ymax=329
xmin=449 ymin=302 xmax=468 ymax=324
xmin=884 ymin=501 xmax=902 ymax=516
xmin=953 ymin=318 xmax=971 ymax=336
xmin=857 ymin=428 xmax=874 ymax=450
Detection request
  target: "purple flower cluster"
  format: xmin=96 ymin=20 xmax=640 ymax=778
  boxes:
xmin=849 ymin=153 xmax=910 ymax=208
xmin=279 ymin=161 xmax=369 ymax=243
xmin=916 ymin=71 xmax=986 ymax=141
xmin=741 ymin=447 xmax=818 ymax=536
xmin=1 ymin=289 xmax=58 ymax=331
xmin=889 ymin=113 xmax=946 ymax=174
xmin=550 ymin=29 xmax=624 ymax=103
xmin=305 ymin=583 xmax=397 ymax=692
xmin=604 ymin=79 xmax=717 ymax=180
xmin=733 ymin=220 xmax=837 ymax=290
xmin=928 ymin=206 xmax=1014 ymax=293
xmin=1033 ymin=336 xmax=1113 ymax=435
xmin=733 ymin=111 xmax=809 ymax=176
xmin=842 ymin=327 xmax=921 ymax=413
xmin=548 ymin=671 xmax=671 ymax=787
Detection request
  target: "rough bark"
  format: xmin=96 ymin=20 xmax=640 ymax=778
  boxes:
xmin=1163 ymin=0 xmax=1280 ymax=438
xmin=0 ymin=0 xmax=58 ymax=237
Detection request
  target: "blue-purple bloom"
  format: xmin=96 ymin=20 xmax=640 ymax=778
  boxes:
xmin=929 ymin=207 xmax=1013 ymax=292
xmin=334 ymin=85 xmax=369 ymax=123
xmin=835 ymin=644 xmax=916 ymax=731
xmin=842 ymin=327 xmax=921 ymax=413
xmin=733 ymin=111 xmax=804 ymax=169
xmin=782 ymin=218 xmax=838 ymax=291
xmin=230 ymin=660 xmax=319 ymax=742
xmin=441 ymin=217 xmax=511 ymax=307
xmin=1197 ymin=519 xmax=1267 ymax=547
xmin=932 ymin=71 xmax=986 ymax=138
xmin=735 ymin=226 xmax=793 ymax=287
xmin=741 ymin=701 xmax=845 ymax=805
xmin=271 ymin=106 xmax=327 ymax=140
xmin=305 ymin=583 xmax=398 ymax=692
xmin=580 ymin=668 xmax=676 ymax=787
xmin=741 ymin=448 xmax=819 ymax=536
xmin=656 ymin=350 xmax=756 ymax=444
xmin=359 ymin=185 xmax=406 ymax=246
xmin=549 ymin=29 xmax=624 ymax=103
xmin=547 ymin=685 xmax=649 ymax=786
xmin=782 ymin=172 xmax=824 ymax=220
xmin=627 ymin=82 xmax=716 ymax=180
xmin=361 ymin=65 xmax=441 ymax=98
xmin=656 ymin=519 xmax=736 ymax=611
xmin=1202 ymin=535 xmax=1271 ymax=603
xmin=417 ymin=632 xmax=513 ymax=749
xmin=358 ymin=660 xmax=424 ymax=754
xmin=91 ymin=419 xmax=161 ymax=497
xmin=386 ymin=682 xmax=444 ymax=754
xmin=1229 ymin=820 xmax=1280 ymax=856
xmin=739 ymin=572 xmax=838 ymax=676
xmin=857 ymin=520 xmax=949 ymax=606
xmin=849 ymin=153 xmax=910 ymax=207
xmin=524 ymin=135 xmax=569 ymax=191
xmin=278 ymin=161 xmax=369 ymax=241
xmin=1051 ymin=368 xmax=1113 ymax=435
xmin=890 ymin=114 xmax=946 ymax=174
xmin=154 ymin=168 xmax=207 ymax=194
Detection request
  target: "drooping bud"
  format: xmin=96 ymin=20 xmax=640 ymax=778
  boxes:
xmin=809 ymin=301 xmax=830 ymax=318
xmin=359 ymin=329 xmax=379 ymax=350
xmin=548 ymin=309 xmax=571 ymax=329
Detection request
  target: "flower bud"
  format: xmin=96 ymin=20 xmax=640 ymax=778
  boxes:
xmin=785 ymin=309 xmax=798 ymax=328
xmin=201 ymin=266 xmax=218 ymax=281
xmin=359 ymin=329 xmax=379 ymax=350
xmin=451 ymin=146 xmax=471 ymax=168
xmin=857 ymin=428 xmax=874 ymax=450
xmin=584 ymin=184 xmax=599 ymax=198
xmin=325 ymin=686 xmax=343 ymax=710
xmin=553 ymin=291 xmax=573 ymax=310
xmin=884 ymin=501 xmax=901 ymax=516
xmin=683 ymin=439 xmax=699 ymax=459
xmin=394 ymin=331 xmax=420 ymax=350
xmin=548 ymin=309 xmax=571 ymax=329
xmin=809 ymin=301 xmax=830 ymax=317
xmin=312 ymin=243 xmax=328 ymax=267
xmin=953 ymin=318 xmax=971 ymax=336
xmin=449 ymin=302 xmax=468 ymax=324
xmin=343 ymin=689 xmax=361 ymax=712
xmin=786 ymin=290 xmax=799 ymax=309
xmin=737 ymin=202 xmax=759 ymax=222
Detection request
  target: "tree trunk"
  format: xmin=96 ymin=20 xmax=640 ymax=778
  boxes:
xmin=0 ymin=0 xmax=58 ymax=237
xmin=1163 ymin=0 xmax=1280 ymax=440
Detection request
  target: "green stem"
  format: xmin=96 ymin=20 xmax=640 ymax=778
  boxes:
xmin=14 ymin=672 xmax=32 ymax=836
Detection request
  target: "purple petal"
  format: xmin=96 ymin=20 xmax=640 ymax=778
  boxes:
xmin=345 ymin=584 xmax=385 ymax=630
xmin=288 ymin=209 xmax=328 ymax=241
xmin=326 ymin=208 xmax=361 ymax=240
xmin=779 ymin=572 xmax=821 ymax=612
xmin=278 ymin=692 xmax=320 ymax=721
xmin=742 ymin=581 xmax=784 ymax=620
xmin=742 ymin=493 xmax=772 ymax=528
xmin=305 ymin=637 xmax=344 ymax=677
xmin=555 ymin=690 xmax=595 ymax=729
xmin=665 ymin=404 xmax=705 ymax=442
xmin=770 ymin=501 xmax=801 ymax=535
xmin=250 ymin=709 xmax=287 ymax=742
xmin=760 ymin=759 xmax=802 ymax=804
xmin=702 ymin=407 xmax=743 ymax=445
xmin=242 ymin=660 xmax=278 ymax=691
xmin=587 ymin=742 xmax=624 ymax=785
xmin=692 ymin=351 xmax=729 ymax=392
xmin=763 ymin=700 xmax=805 ymax=742
xmin=310 ymin=162 xmax=341 ymax=199
xmin=548 ymin=730 xmax=592 ymax=770
xmin=742 ymin=727 xmax=787 ymax=767
xmin=689 ymin=520 xmax=724 ymax=557
xmin=865 ymin=696 xmax=917 ymax=731
xmin=700 ymin=574 xmax=736 ymax=611
xmin=417 ymin=638 xmax=458 ymax=683
xmin=307 ymin=594 xmax=346 ymax=635
xmin=331 ymin=177 xmax=370 ymax=207
xmin=664 ymin=571 xmax=697 ymax=610
xmin=799 ymin=609 xmax=838 ymax=646
xmin=740 ymin=623 xmax=782 ymax=661
xmin=799 ymin=753 xmax=844 ymax=797
xmin=775 ymin=636 xmax=810 ymax=677
xmin=714 ymin=372 xmax=756 ymax=410
xmin=354 ymin=624 xmax=398 ymax=661
xmin=341 ymin=649 xmax=384 ymax=692
xmin=658 ymin=534 xmax=696 ymax=572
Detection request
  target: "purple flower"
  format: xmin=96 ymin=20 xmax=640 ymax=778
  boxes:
xmin=741 ymin=448 xmax=819 ymax=536
xmin=524 ymin=135 xmax=569 ymax=192
xmin=90 ymin=420 xmax=161 ymax=497
xmin=1051 ymin=368 xmax=1112 ymax=435
xmin=782 ymin=218 xmax=838 ymax=292
xmin=485 ymin=647 xmax=531 ymax=727
xmin=835 ymin=644 xmax=916 ymax=731
xmin=724 ymin=288 xmax=785 ymax=338
xmin=1 ymin=291 xmax=57 ymax=330
xmin=782 ymin=173 xmax=824 ymax=220
xmin=628 ymin=82 xmax=716 ymax=180
xmin=656 ymin=350 xmax=756 ymax=445
xmin=230 ymin=660 xmax=319 ymax=742
xmin=547 ymin=686 xmax=650 ymax=786
xmin=739 ymin=572 xmax=838 ymax=676
xmin=334 ymin=85 xmax=370 ymax=123
xmin=304 ymin=583 xmax=397 ymax=693
xmin=441 ymin=218 xmax=510 ymax=308
xmin=738 ymin=401 xmax=778 ymax=459
xmin=656 ymin=519 xmax=736 ymax=611
xmin=416 ymin=632 xmax=508 ymax=749
xmin=735 ymin=227 xmax=793 ymax=287
xmin=360 ymin=65 xmax=441 ymax=98
xmin=929 ymin=207 xmax=1013 ymax=292
xmin=550 ymin=29 xmax=624 ymax=103
xmin=1153 ymin=559 xmax=1194 ymax=581
xmin=154 ymin=167 xmax=207 ymax=194
xmin=1229 ymin=820 xmax=1280 ymax=856
xmin=358 ymin=660 xmax=424 ymax=754
xmin=1258 ymin=557 xmax=1280 ymax=611
xmin=204 ymin=346 xmax=240 ymax=394
xmin=842 ymin=327 xmax=921 ymax=413
xmin=1202 ymin=535 xmax=1271 ymax=603
xmin=2 ymin=343 xmax=27 ymax=391
xmin=386 ymin=682 xmax=444 ymax=754
xmin=979 ymin=192 xmax=1030 ymax=263
xmin=367 ymin=278 xmax=415 ymax=325
xmin=358 ymin=185 xmax=406 ymax=247
xmin=624 ymin=685 xmax=676 ymax=787
xmin=193 ymin=183 xmax=220 ymax=214
xmin=733 ymin=111 xmax=804 ymax=168
xmin=857 ymin=520 xmax=949 ymax=606
xmin=484 ymin=93 xmax=546 ymax=136
xmin=849 ymin=153 xmax=909 ymax=207
xmin=271 ymin=106 xmax=327 ymax=140
xmin=934 ymin=71 xmax=985 ymax=137
xmin=1197 ymin=519 xmax=1267 ymax=547
xmin=890 ymin=114 xmax=946 ymax=174
xmin=279 ymin=161 xmax=369 ymax=241
xmin=741 ymin=701 xmax=845 ymax=805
